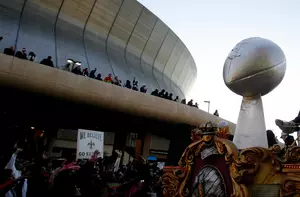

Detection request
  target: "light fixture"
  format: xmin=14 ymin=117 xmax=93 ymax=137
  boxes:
xmin=31 ymin=127 xmax=35 ymax=130
xmin=75 ymin=61 xmax=81 ymax=66
xmin=204 ymin=101 xmax=210 ymax=113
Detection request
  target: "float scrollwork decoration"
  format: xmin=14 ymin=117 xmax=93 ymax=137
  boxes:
xmin=282 ymin=175 xmax=300 ymax=197
xmin=172 ymin=136 xmax=251 ymax=197
xmin=163 ymin=122 xmax=252 ymax=197
xmin=283 ymin=146 xmax=300 ymax=163
xmin=163 ymin=167 xmax=185 ymax=197
xmin=162 ymin=121 xmax=300 ymax=197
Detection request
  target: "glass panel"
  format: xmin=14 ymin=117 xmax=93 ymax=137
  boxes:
xmin=0 ymin=0 xmax=25 ymax=52
xmin=84 ymin=0 xmax=117 ymax=78
xmin=16 ymin=0 xmax=62 ymax=65
xmin=56 ymin=0 xmax=94 ymax=69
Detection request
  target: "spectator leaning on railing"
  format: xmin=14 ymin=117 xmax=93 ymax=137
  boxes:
xmin=0 ymin=32 xmax=198 ymax=106
xmin=40 ymin=56 xmax=54 ymax=67
xmin=15 ymin=48 xmax=28 ymax=60
xmin=1 ymin=46 xmax=201 ymax=106
xmin=104 ymin=73 xmax=113 ymax=83
xmin=3 ymin=46 xmax=15 ymax=56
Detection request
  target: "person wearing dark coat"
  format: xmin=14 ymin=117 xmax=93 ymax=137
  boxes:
xmin=214 ymin=110 xmax=219 ymax=117
xmin=89 ymin=68 xmax=97 ymax=78
xmin=266 ymin=130 xmax=278 ymax=148
xmin=124 ymin=80 xmax=132 ymax=89
xmin=3 ymin=46 xmax=15 ymax=56
xmin=40 ymin=56 xmax=54 ymax=67
xmin=140 ymin=85 xmax=147 ymax=93
xmin=82 ymin=68 xmax=89 ymax=76
xmin=96 ymin=73 xmax=103 ymax=81
xmin=15 ymin=48 xmax=27 ymax=60
xmin=174 ymin=96 xmax=179 ymax=102
xmin=158 ymin=89 xmax=165 ymax=97
xmin=72 ymin=66 xmax=82 ymax=75
xmin=187 ymin=99 xmax=193 ymax=106
xmin=28 ymin=52 xmax=36 ymax=62
xmin=151 ymin=89 xmax=159 ymax=96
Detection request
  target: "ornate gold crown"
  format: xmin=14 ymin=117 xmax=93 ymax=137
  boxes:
xmin=199 ymin=121 xmax=218 ymax=135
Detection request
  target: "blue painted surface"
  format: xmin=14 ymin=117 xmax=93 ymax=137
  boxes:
xmin=147 ymin=156 xmax=157 ymax=161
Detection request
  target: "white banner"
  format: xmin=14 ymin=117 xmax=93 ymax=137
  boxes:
xmin=76 ymin=129 xmax=104 ymax=160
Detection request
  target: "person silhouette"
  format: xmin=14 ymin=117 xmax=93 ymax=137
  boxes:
xmin=213 ymin=110 xmax=219 ymax=117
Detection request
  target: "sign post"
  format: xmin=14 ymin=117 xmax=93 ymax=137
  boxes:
xmin=77 ymin=129 xmax=104 ymax=160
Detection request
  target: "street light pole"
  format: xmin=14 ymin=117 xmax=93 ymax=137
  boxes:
xmin=204 ymin=101 xmax=210 ymax=113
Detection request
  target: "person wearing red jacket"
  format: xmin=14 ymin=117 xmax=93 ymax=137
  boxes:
xmin=104 ymin=74 xmax=113 ymax=83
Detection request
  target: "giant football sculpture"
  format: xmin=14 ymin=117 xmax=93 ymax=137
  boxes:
xmin=163 ymin=38 xmax=300 ymax=197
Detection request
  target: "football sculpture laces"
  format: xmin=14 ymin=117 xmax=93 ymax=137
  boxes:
xmin=223 ymin=37 xmax=286 ymax=97
xmin=223 ymin=37 xmax=286 ymax=149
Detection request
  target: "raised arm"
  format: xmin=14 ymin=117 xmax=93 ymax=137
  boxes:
xmin=5 ymin=149 xmax=22 ymax=179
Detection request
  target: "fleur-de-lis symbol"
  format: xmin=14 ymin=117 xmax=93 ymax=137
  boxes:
xmin=87 ymin=140 xmax=95 ymax=150
xmin=228 ymin=45 xmax=242 ymax=59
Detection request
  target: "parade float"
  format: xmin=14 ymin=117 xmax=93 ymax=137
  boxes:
xmin=162 ymin=38 xmax=300 ymax=197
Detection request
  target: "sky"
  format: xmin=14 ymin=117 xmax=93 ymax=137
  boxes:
xmin=138 ymin=0 xmax=300 ymax=139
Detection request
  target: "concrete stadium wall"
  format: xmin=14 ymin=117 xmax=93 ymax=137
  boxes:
xmin=0 ymin=54 xmax=235 ymax=134
xmin=0 ymin=0 xmax=197 ymax=98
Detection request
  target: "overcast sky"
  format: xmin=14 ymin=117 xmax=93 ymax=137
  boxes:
xmin=138 ymin=0 xmax=300 ymax=139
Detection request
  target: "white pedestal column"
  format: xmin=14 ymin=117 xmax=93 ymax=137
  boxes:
xmin=233 ymin=96 xmax=268 ymax=149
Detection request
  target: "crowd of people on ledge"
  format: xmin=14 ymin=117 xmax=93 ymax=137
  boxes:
xmin=0 ymin=33 xmax=204 ymax=110
xmin=150 ymin=89 xmax=199 ymax=108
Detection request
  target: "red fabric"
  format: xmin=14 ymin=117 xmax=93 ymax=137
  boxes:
xmin=89 ymin=150 xmax=100 ymax=162
xmin=0 ymin=180 xmax=14 ymax=191
xmin=44 ymin=172 xmax=49 ymax=178
xmin=191 ymin=154 xmax=233 ymax=196
xmin=104 ymin=76 xmax=113 ymax=83
xmin=126 ymin=184 xmax=138 ymax=197
xmin=60 ymin=162 xmax=80 ymax=171
xmin=35 ymin=130 xmax=42 ymax=137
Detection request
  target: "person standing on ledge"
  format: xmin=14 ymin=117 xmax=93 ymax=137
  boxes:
xmin=104 ymin=73 xmax=113 ymax=83
xmin=213 ymin=110 xmax=219 ymax=117
xmin=40 ymin=56 xmax=54 ymax=67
